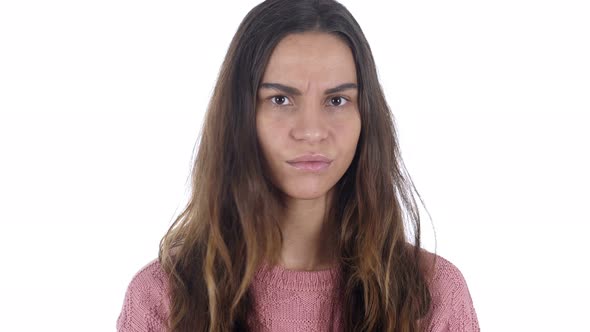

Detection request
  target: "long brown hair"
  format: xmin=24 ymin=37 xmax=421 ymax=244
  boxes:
xmin=158 ymin=0 xmax=436 ymax=331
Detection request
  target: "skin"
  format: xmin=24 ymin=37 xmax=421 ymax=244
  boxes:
xmin=256 ymin=32 xmax=361 ymax=271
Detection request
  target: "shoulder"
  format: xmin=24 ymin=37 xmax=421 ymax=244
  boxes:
xmin=117 ymin=258 xmax=170 ymax=332
xmin=419 ymin=249 xmax=480 ymax=332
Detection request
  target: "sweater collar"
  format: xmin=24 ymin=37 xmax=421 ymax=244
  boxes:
xmin=253 ymin=261 xmax=341 ymax=291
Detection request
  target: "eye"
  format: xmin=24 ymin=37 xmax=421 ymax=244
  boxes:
xmin=270 ymin=95 xmax=292 ymax=106
xmin=327 ymin=96 xmax=349 ymax=107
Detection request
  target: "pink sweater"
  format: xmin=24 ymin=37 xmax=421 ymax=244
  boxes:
xmin=117 ymin=253 xmax=479 ymax=331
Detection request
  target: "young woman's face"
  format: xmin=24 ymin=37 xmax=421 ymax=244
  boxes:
xmin=256 ymin=32 xmax=361 ymax=201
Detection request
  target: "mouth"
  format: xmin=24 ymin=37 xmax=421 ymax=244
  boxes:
xmin=286 ymin=154 xmax=333 ymax=171
xmin=286 ymin=160 xmax=332 ymax=171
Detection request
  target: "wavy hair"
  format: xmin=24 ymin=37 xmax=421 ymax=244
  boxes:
xmin=158 ymin=0 xmax=436 ymax=331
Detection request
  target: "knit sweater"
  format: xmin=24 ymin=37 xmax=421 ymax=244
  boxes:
xmin=117 ymin=252 xmax=480 ymax=331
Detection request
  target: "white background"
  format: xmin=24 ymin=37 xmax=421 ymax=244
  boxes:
xmin=1 ymin=0 xmax=589 ymax=331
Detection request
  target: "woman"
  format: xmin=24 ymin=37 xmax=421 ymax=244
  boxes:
xmin=117 ymin=0 xmax=480 ymax=331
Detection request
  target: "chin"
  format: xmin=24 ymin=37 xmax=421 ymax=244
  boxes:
xmin=281 ymin=183 xmax=335 ymax=201
xmin=285 ymin=192 xmax=327 ymax=200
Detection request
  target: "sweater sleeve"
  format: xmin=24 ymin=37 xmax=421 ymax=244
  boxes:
xmin=117 ymin=259 xmax=170 ymax=332
xmin=424 ymin=255 xmax=480 ymax=332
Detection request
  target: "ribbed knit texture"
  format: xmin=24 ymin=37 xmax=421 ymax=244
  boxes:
xmin=117 ymin=253 xmax=479 ymax=331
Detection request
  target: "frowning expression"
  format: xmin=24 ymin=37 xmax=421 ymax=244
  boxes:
xmin=256 ymin=32 xmax=361 ymax=200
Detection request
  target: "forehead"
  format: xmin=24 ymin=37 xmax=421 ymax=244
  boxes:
xmin=261 ymin=32 xmax=357 ymax=86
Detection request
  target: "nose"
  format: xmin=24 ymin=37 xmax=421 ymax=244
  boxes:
xmin=290 ymin=102 xmax=329 ymax=143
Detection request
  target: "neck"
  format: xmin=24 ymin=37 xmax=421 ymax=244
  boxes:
xmin=279 ymin=192 xmax=337 ymax=271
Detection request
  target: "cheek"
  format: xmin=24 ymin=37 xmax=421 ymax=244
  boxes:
xmin=256 ymin=114 xmax=271 ymax=145
xmin=335 ymin=116 xmax=361 ymax=149
xmin=256 ymin=117 xmax=285 ymax=158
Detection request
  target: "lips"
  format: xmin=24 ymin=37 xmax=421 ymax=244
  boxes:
xmin=286 ymin=154 xmax=333 ymax=171
xmin=287 ymin=154 xmax=332 ymax=163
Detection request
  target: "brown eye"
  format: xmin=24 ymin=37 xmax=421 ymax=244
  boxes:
xmin=271 ymin=95 xmax=291 ymax=106
xmin=328 ymin=96 xmax=348 ymax=107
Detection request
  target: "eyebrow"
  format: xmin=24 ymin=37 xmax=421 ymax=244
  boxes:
xmin=259 ymin=82 xmax=358 ymax=95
